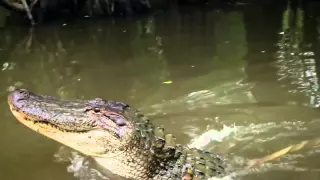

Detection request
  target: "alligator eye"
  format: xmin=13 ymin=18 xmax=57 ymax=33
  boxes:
xmin=94 ymin=107 xmax=100 ymax=113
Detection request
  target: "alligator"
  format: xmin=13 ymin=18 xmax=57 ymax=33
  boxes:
xmin=8 ymin=89 xmax=228 ymax=180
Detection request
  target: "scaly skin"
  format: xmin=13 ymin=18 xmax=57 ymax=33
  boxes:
xmin=8 ymin=89 xmax=228 ymax=179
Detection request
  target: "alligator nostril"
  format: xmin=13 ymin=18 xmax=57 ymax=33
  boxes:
xmin=19 ymin=89 xmax=28 ymax=93
xmin=15 ymin=89 xmax=29 ymax=102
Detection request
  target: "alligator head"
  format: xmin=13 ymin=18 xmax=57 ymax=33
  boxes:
xmin=8 ymin=89 xmax=227 ymax=180
xmin=8 ymin=88 xmax=137 ymax=156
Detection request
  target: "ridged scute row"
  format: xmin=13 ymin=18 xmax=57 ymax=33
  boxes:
xmin=122 ymin=108 xmax=229 ymax=179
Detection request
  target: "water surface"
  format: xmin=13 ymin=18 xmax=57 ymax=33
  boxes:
xmin=1 ymin=1 xmax=320 ymax=180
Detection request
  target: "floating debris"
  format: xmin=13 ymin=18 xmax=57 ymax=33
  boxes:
xmin=2 ymin=62 xmax=9 ymax=71
xmin=248 ymin=138 xmax=320 ymax=168
xmin=162 ymin=80 xmax=173 ymax=84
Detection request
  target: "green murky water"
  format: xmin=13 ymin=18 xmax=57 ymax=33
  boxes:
xmin=1 ymin=1 xmax=320 ymax=180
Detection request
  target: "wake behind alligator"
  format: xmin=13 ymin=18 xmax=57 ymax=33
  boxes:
xmin=7 ymin=89 xmax=230 ymax=180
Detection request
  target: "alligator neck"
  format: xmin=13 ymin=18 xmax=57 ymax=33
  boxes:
xmin=93 ymin=109 xmax=182 ymax=179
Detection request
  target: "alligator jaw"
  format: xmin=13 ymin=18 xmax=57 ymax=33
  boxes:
xmin=9 ymin=106 xmax=111 ymax=157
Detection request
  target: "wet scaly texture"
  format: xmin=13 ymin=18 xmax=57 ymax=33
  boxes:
xmin=8 ymin=89 xmax=228 ymax=179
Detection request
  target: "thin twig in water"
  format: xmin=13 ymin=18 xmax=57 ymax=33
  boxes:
xmin=29 ymin=0 xmax=39 ymax=11
xmin=25 ymin=27 xmax=34 ymax=52
xmin=248 ymin=138 xmax=320 ymax=168
xmin=20 ymin=0 xmax=35 ymax=25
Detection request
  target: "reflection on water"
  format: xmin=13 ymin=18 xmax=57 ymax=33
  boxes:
xmin=1 ymin=1 xmax=320 ymax=180
xmin=275 ymin=3 xmax=320 ymax=107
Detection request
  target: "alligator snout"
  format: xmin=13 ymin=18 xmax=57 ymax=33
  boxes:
xmin=8 ymin=89 xmax=29 ymax=106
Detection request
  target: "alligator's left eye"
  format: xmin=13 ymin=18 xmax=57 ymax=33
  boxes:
xmin=94 ymin=107 xmax=100 ymax=113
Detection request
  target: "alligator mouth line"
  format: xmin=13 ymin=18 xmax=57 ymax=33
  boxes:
xmin=10 ymin=105 xmax=123 ymax=140
xmin=33 ymin=120 xmax=89 ymax=133
xmin=9 ymin=104 xmax=88 ymax=133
